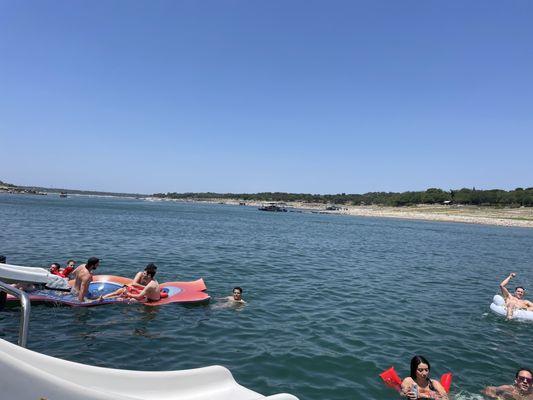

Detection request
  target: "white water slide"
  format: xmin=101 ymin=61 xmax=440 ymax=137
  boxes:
xmin=0 ymin=262 xmax=70 ymax=289
xmin=0 ymin=338 xmax=298 ymax=400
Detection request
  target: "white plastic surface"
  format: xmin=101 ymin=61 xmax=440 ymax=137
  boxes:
xmin=0 ymin=262 xmax=51 ymax=284
xmin=0 ymin=338 xmax=298 ymax=400
xmin=490 ymin=294 xmax=533 ymax=321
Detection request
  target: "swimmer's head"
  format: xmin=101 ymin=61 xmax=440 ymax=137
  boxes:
xmin=67 ymin=259 xmax=76 ymax=268
xmin=233 ymin=287 xmax=243 ymax=301
xmin=410 ymin=355 xmax=431 ymax=382
xmin=49 ymin=263 xmax=61 ymax=273
xmin=515 ymin=368 xmax=533 ymax=393
xmin=144 ymin=263 xmax=157 ymax=278
xmin=515 ymin=286 xmax=526 ymax=299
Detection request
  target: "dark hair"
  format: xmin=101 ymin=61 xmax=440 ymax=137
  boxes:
xmin=0 ymin=255 xmax=6 ymax=264
xmin=144 ymin=263 xmax=157 ymax=278
xmin=67 ymin=259 xmax=75 ymax=265
xmin=50 ymin=263 xmax=61 ymax=269
xmin=87 ymin=257 xmax=100 ymax=268
xmin=233 ymin=287 xmax=243 ymax=294
xmin=516 ymin=286 xmax=526 ymax=291
xmin=516 ymin=368 xmax=533 ymax=378
xmin=410 ymin=355 xmax=431 ymax=380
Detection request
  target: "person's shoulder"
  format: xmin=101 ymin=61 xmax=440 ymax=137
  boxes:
xmin=430 ymin=378 xmax=445 ymax=389
xmin=401 ymin=377 xmax=414 ymax=385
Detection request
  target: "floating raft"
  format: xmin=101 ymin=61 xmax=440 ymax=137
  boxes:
xmin=6 ymin=275 xmax=210 ymax=307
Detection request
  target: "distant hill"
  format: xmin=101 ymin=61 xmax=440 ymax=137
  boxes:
xmin=1 ymin=179 xmax=147 ymax=198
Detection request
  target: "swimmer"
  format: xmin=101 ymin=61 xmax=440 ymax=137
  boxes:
xmin=483 ymin=368 xmax=533 ymax=400
xmin=71 ymin=257 xmax=100 ymax=302
xmin=500 ymin=273 xmax=533 ymax=319
xmin=101 ymin=263 xmax=160 ymax=302
xmin=217 ymin=287 xmax=245 ymax=304
xmin=401 ymin=355 xmax=448 ymax=400
xmin=49 ymin=263 xmax=62 ymax=275
xmin=61 ymin=259 xmax=76 ymax=278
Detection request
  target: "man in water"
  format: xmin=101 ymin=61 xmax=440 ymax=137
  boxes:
xmin=483 ymin=368 xmax=533 ymax=399
xmin=102 ymin=263 xmax=161 ymax=302
xmin=72 ymin=257 xmax=100 ymax=302
xmin=227 ymin=287 xmax=245 ymax=304
xmin=500 ymin=272 xmax=533 ymax=319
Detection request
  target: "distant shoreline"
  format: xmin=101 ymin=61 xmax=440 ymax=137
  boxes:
xmin=2 ymin=188 xmax=533 ymax=228
xmin=155 ymin=198 xmax=533 ymax=228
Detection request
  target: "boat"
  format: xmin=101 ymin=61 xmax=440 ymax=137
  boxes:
xmin=0 ymin=275 xmax=298 ymax=399
xmin=59 ymin=191 xmax=68 ymax=198
xmin=258 ymin=203 xmax=287 ymax=212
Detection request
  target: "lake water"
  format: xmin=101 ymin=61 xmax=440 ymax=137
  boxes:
xmin=1 ymin=193 xmax=532 ymax=400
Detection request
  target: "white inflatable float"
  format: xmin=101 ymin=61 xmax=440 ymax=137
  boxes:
xmin=0 ymin=338 xmax=298 ymax=400
xmin=490 ymin=295 xmax=533 ymax=321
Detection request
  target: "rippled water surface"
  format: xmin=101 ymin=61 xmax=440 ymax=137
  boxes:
xmin=1 ymin=194 xmax=533 ymax=399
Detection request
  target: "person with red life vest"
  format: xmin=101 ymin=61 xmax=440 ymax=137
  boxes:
xmin=401 ymin=356 xmax=449 ymax=400
xmin=49 ymin=260 xmax=76 ymax=279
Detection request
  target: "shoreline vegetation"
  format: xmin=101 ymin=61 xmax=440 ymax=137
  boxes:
xmin=2 ymin=179 xmax=532 ymax=227
xmin=153 ymin=188 xmax=533 ymax=228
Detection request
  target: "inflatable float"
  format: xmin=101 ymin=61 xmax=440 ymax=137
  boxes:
xmin=490 ymin=294 xmax=533 ymax=321
xmin=380 ymin=366 xmax=452 ymax=393
xmin=0 ymin=337 xmax=298 ymax=400
xmin=6 ymin=275 xmax=210 ymax=307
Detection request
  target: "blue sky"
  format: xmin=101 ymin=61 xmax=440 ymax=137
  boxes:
xmin=1 ymin=1 xmax=532 ymax=194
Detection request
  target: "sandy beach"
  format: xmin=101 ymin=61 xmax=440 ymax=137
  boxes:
xmin=177 ymin=199 xmax=533 ymax=228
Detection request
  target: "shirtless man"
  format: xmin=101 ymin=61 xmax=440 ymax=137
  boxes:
xmin=72 ymin=257 xmax=99 ymax=302
xmin=226 ymin=287 xmax=245 ymax=304
xmin=500 ymin=273 xmax=533 ymax=319
xmin=483 ymin=368 xmax=533 ymax=400
xmin=102 ymin=263 xmax=160 ymax=302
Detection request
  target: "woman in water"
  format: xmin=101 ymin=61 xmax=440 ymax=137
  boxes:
xmin=401 ymin=355 xmax=448 ymax=400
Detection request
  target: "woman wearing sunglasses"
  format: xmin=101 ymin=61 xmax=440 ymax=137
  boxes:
xmin=483 ymin=368 xmax=533 ymax=399
xmin=401 ymin=355 xmax=449 ymax=399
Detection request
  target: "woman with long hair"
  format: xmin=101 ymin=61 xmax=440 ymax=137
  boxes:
xmin=401 ymin=356 xmax=448 ymax=399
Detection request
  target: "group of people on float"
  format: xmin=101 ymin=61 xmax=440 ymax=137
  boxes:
xmin=65 ymin=257 xmax=246 ymax=306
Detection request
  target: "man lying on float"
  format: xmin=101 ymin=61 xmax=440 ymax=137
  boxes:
xmin=500 ymin=272 xmax=533 ymax=319
xmin=101 ymin=263 xmax=161 ymax=303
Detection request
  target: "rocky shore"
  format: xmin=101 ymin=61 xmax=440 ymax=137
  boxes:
xmin=168 ymin=198 xmax=533 ymax=228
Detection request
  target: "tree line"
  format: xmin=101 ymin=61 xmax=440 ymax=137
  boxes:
xmin=153 ymin=187 xmax=533 ymax=207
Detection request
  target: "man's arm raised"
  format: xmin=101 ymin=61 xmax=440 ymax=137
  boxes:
xmin=499 ymin=273 xmax=516 ymax=299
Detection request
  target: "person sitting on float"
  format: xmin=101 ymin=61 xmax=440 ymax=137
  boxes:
xmin=401 ymin=355 xmax=449 ymax=400
xmin=500 ymin=272 xmax=533 ymax=319
xmin=101 ymin=263 xmax=161 ymax=303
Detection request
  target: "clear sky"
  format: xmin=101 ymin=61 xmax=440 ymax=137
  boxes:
xmin=1 ymin=1 xmax=532 ymax=194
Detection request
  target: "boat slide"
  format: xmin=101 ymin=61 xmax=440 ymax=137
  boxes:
xmin=0 ymin=337 xmax=297 ymax=400
xmin=0 ymin=262 xmax=70 ymax=289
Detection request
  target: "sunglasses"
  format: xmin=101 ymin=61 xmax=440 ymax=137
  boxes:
xmin=518 ymin=376 xmax=533 ymax=384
